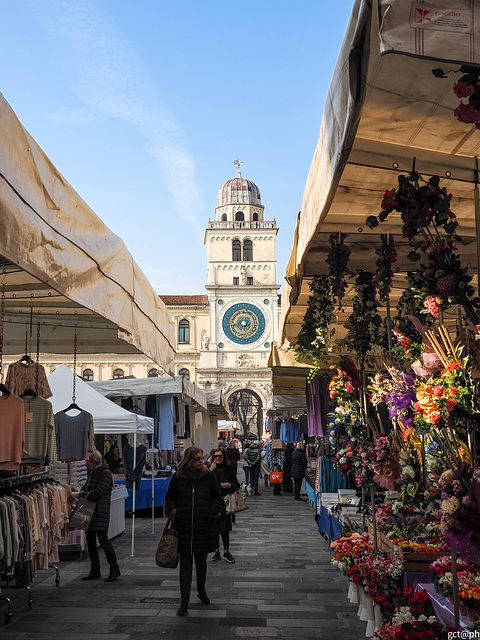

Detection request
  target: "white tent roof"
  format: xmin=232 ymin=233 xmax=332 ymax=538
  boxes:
xmin=281 ymin=0 xmax=480 ymax=344
xmin=0 ymin=92 xmax=174 ymax=373
xmin=48 ymin=365 xmax=154 ymax=434
xmin=89 ymin=375 xmax=208 ymax=411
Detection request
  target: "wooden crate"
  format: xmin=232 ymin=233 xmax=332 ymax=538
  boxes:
xmin=398 ymin=549 xmax=442 ymax=572
xmin=367 ymin=522 xmax=396 ymax=554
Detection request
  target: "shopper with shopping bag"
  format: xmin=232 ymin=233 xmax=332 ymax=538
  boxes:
xmin=165 ymin=446 xmax=223 ymax=617
xmin=209 ymin=448 xmax=240 ymax=564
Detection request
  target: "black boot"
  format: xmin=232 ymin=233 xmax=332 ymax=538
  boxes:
xmin=176 ymin=602 xmax=188 ymax=616
xmin=81 ymin=570 xmax=101 ymax=581
xmin=197 ymin=591 xmax=210 ymax=605
xmin=105 ymin=566 xmax=121 ymax=582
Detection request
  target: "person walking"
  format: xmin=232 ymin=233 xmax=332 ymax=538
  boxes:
xmin=165 ymin=446 xmax=224 ymax=617
xmin=209 ymin=448 xmax=240 ymax=563
xmin=290 ymin=441 xmax=308 ymax=502
xmin=225 ymin=440 xmax=240 ymax=467
xmin=260 ymin=446 xmax=270 ymax=487
xmin=243 ymin=440 xmax=262 ymax=496
xmin=72 ymin=450 xmax=121 ymax=582
xmin=282 ymin=442 xmax=295 ymax=493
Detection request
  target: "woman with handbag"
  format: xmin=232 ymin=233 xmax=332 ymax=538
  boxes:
xmin=71 ymin=450 xmax=121 ymax=582
xmin=209 ymin=448 xmax=240 ymax=564
xmin=165 ymin=446 xmax=223 ymax=617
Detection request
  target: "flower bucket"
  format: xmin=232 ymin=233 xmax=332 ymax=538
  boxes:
xmin=459 ymin=604 xmax=468 ymax=617
xmin=467 ymin=608 xmax=479 ymax=622
xmin=448 ymin=594 xmax=454 ymax=605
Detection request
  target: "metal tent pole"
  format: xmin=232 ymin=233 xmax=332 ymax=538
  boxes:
xmin=131 ymin=434 xmax=137 ymax=557
xmin=475 ymin=158 xmax=480 ymax=301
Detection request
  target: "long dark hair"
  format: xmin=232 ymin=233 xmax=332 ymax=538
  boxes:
xmin=177 ymin=446 xmax=204 ymax=472
xmin=213 ymin=448 xmax=230 ymax=466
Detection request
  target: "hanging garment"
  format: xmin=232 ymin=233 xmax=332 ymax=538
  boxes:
xmin=5 ymin=361 xmax=52 ymax=398
xmin=21 ymin=396 xmax=56 ymax=466
xmin=320 ymin=455 xmax=349 ymax=493
xmin=145 ymin=395 xmax=158 ymax=420
xmin=306 ymin=375 xmax=330 ymax=436
xmin=54 ymin=409 xmax=95 ymax=461
xmin=146 ymin=448 xmax=161 ymax=471
xmin=157 ymin=395 xmax=175 ymax=450
xmin=123 ymin=443 xmax=147 ymax=490
xmin=284 ymin=418 xmax=300 ymax=443
xmin=184 ymin=405 xmax=191 ymax=439
xmin=0 ymin=394 xmax=25 ymax=470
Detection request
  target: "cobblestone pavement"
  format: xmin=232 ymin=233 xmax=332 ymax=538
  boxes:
xmin=0 ymin=482 xmax=366 ymax=639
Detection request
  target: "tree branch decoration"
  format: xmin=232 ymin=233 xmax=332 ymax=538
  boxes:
xmin=294 ymin=275 xmax=334 ymax=365
xmin=373 ymin=233 xmax=397 ymax=300
xmin=326 ymin=232 xmax=351 ymax=310
xmin=433 ymin=65 xmax=480 ymax=129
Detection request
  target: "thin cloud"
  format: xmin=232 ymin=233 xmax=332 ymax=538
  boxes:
xmin=32 ymin=0 xmax=204 ymax=234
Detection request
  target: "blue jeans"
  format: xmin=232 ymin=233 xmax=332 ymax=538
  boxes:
xmin=244 ymin=466 xmax=250 ymax=486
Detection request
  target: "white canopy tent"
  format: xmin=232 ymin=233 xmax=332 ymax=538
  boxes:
xmin=47 ymin=365 xmax=154 ymax=434
xmin=281 ymin=0 xmax=480 ymax=345
xmin=0 ymin=92 xmax=175 ymax=372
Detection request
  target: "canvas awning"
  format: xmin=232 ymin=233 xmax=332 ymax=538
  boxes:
xmin=281 ymin=0 xmax=480 ymax=345
xmin=89 ymin=375 xmax=208 ymax=411
xmin=48 ymin=365 xmax=154 ymax=434
xmin=0 ymin=92 xmax=175 ymax=374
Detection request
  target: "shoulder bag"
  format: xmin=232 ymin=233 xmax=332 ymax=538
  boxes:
xmin=69 ymin=497 xmax=96 ymax=531
xmin=224 ymin=490 xmax=248 ymax=515
xmin=155 ymin=511 xmax=179 ymax=568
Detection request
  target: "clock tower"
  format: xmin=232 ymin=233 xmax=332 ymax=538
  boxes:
xmin=198 ymin=161 xmax=279 ymax=438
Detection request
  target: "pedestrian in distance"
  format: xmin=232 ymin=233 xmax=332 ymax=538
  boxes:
xmin=72 ymin=450 xmax=121 ymax=582
xmin=260 ymin=446 xmax=270 ymax=487
xmin=290 ymin=441 xmax=308 ymax=502
xmin=104 ymin=444 xmax=122 ymax=474
xmin=243 ymin=440 xmax=262 ymax=496
xmin=209 ymin=448 xmax=240 ymax=563
xmin=165 ymin=446 xmax=224 ymax=617
xmin=225 ymin=440 xmax=240 ymax=467
xmin=282 ymin=442 xmax=295 ymax=493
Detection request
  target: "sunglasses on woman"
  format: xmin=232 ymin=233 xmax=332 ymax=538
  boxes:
xmin=214 ymin=454 xmax=223 ymax=458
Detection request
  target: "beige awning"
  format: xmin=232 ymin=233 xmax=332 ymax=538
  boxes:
xmin=281 ymin=0 xmax=480 ymax=345
xmin=0 ymin=92 xmax=175 ymax=374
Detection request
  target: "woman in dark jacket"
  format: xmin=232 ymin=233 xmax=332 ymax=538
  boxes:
xmin=72 ymin=450 xmax=120 ymax=582
xmin=104 ymin=444 xmax=122 ymax=474
xmin=165 ymin=446 xmax=223 ymax=616
xmin=290 ymin=442 xmax=308 ymax=502
xmin=209 ymin=448 xmax=240 ymax=564
xmin=282 ymin=442 xmax=295 ymax=493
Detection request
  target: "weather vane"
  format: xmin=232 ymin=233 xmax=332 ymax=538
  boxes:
xmin=233 ymin=157 xmax=243 ymax=176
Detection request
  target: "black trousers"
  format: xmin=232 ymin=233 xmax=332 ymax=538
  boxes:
xmin=294 ymin=477 xmax=303 ymax=501
xmin=179 ymin=552 xmax=207 ymax=603
xmin=214 ymin=531 xmax=230 ymax=550
xmin=86 ymin=530 xmax=118 ymax=571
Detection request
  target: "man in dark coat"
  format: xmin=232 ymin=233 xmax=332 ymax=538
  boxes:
xmin=282 ymin=442 xmax=295 ymax=493
xmin=166 ymin=446 xmax=223 ymax=616
xmin=243 ymin=440 xmax=262 ymax=496
xmin=290 ymin=442 xmax=308 ymax=502
xmin=72 ymin=450 xmax=120 ymax=582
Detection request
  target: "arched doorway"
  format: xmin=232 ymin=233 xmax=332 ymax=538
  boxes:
xmin=227 ymin=389 xmax=263 ymax=440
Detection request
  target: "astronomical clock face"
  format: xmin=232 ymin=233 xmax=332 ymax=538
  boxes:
xmin=221 ymin=302 xmax=266 ymax=346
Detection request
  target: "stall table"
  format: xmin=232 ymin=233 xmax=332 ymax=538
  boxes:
xmin=115 ymin=476 xmax=172 ymax=510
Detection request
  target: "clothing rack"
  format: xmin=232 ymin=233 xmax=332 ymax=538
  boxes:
xmin=0 ymin=473 xmax=62 ymax=624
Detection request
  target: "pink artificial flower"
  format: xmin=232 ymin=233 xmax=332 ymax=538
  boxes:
xmin=453 ymin=82 xmax=474 ymax=99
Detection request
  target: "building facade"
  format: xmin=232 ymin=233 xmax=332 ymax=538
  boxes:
xmin=3 ymin=166 xmax=279 ymax=437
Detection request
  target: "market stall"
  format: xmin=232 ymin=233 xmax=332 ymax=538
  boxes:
xmin=278 ymin=1 xmax=480 ymax=637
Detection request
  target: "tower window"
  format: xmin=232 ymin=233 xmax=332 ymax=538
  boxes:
xmin=82 ymin=368 xmax=94 ymax=381
xmin=221 ymin=213 xmax=227 ymax=221
xmin=113 ymin=368 xmax=124 ymax=379
xmin=252 ymin=213 xmax=258 ymax=221
xmin=232 ymin=239 xmax=241 ymax=261
xmin=178 ymin=319 xmax=190 ymax=344
xmin=179 ymin=368 xmax=190 ymax=380
xmin=247 ymin=277 xmax=253 ymax=286
xmin=235 ymin=211 xmax=244 ymax=221
xmin=243 ymin=239 xmax=253 ymax=261
xmin=233 ymin=277 xmax=239 ymax=285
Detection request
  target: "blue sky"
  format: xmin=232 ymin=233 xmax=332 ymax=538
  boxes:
xmin=1 ymin=1 xmax=353 ymax=294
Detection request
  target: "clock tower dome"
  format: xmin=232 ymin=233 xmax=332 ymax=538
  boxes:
xmin=198 ymin=161 xmax=279 ymax=438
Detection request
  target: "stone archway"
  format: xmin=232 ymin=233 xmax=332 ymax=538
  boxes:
xmin=227 ymin=388 xmax=263 ymax=440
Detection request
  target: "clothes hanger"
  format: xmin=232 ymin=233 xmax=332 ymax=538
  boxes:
xmin=63 ymin=402 xmax=82 ymax=413
xmin=20 ymin=355 xmax=33 ymax=364
xmin=20 ymin=388 xmax=37 ymax=398
xmin=0 ymin=383 xmax=10 ymax=397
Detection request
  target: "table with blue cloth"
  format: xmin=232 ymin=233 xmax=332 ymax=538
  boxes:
xmin=116 ymin=476 xmax=172 ymax=510
xmin=317 ymin=505 xmax=343 ymax=540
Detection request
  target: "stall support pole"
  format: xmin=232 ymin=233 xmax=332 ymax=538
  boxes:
xmin=420 ymin=434 xmax=427 ymax=488
xmin=362 ymin=486 xmax=366 ymax=533
xmin=452 ymin=549 xmax=460 ymax=629
xmin=131 ymin=434 xmax=137 ymax=557
xmin=475 ymin=158 xmax=480 ymax=301
xmin=152 ymin=472 xmax=155 ymax=535
xmin=386 ymin=297 xmax=393 ymax=354
xmin=370 ymin=486 xmax=378 ymax=552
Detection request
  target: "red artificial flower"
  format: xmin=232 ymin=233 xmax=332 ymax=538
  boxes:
xmin=453 ymin=82 xmax=475 ymax=99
